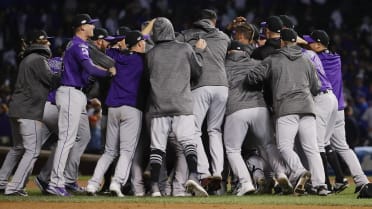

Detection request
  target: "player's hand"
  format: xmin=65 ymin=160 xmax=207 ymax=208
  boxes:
xmin=195 ymin=38 xmax=207 ymax=50
xmin=89 ymin=98 xmax=101 ymax=108
xmin=296 ymin=36 xmax=308 ymax=45
xmin=227 ymin=16 xmax=247 ymax=30
xmin=233 ymin=16 xmax=246 ymax=24
xmin=108 ymin=67 xmax=116 ymax=76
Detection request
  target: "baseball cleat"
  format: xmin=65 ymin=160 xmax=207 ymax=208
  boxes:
xmin=236 ymin=182 xmax=256 ymax=196
xmin=294 ymin=171 xmax=311 ymax=195
xmin=186 ymin=179 xmax=209 ymax=197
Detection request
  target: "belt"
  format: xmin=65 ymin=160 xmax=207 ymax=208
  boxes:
xmin=63 ymin=85 xmax=83 ymax=91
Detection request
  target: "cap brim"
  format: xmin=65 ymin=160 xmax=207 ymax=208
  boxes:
xmin=88 ymin=19 xmax=99 ymax=24
xmin=302 ymin=35 xmax=315 ymax=44
xmin=104 ymin=36 xmax=116 ymax=42
xmin=113 ymin=35 xmax=126 ymax=41
xmin=142 ymin=34 xmax=150 ymax=40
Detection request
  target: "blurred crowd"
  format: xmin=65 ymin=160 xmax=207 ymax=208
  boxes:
xmin=1 ymin=0 xmax=372 ymax=149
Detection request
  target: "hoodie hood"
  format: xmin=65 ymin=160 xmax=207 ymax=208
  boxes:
xmin=152 ymin=17 xmax=176 ymax=43
xmin=226 ymin=51 xmax=250 ymax=62
xmin=193 ymin=19 xmax=217 ymax=33
xmin=279 ymin=45 xmax=302 ymax=61
xmin=24 ymin=44 xmax=52 ymax=58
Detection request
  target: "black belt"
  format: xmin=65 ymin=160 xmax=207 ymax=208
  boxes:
xmin=63 ymin=85 xmax=83 ymax=91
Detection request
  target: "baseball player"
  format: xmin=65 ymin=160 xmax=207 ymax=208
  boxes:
xmin=245 ymin=29 xmax=328 ymax=196
xmin=176 ymin=9 xmax=230 ymax=190
xmin=146 ymin=17 xmax=208 ymax=197
xmin=303 ymin=29 xmax=370 ymax=193
xmin=0 ymin=30 xmax=60 ymax=196
xmin=34 ymin=42 xmax=103 ymax=194
xmin=302 ymin=48 xmax=347 ymax=193
xmin=46 ymin=14 xmax=115 ymax=196
xmin=224 ymin=40 xmax=292 ymax=196
xmin=86 ymin=30 xmax=148 ymax=197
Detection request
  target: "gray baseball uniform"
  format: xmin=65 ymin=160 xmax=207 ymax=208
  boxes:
xmin=177 ymin=18 xmax=230 ymax=179
xmin=1 ymin=42 xmax=60 ymax=195
xmin=245 ymin=44 xmax=326 ymax=190
xmin=48 ymin=35 xmax=110 ymax=192
xmin=147 ymin=17 xmax=207 ymax=197
xmin=224 ymin=49 xmax=288 ymax=191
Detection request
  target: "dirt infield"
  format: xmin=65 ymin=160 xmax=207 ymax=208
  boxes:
xmin=1 ymin=202 xmax=372 ymax=209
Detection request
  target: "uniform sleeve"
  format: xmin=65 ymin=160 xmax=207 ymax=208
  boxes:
xmin=244 ymin=59 xmax=270 ymax=87
xmin=189 ymin=46 xmax=203 ymax=85
xmin=34 ymin=57 xmax=61 ymax=90
xmin=75 ymin=44 xmax=110 ymax=77
xmin=308 ymin=61 xmax=321 ymax=96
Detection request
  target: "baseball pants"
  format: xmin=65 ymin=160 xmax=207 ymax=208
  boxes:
xmin=276 ymin=114 xmax=326 ymax=188
xmin=331 ymin=110 xmax=369 ymax=187
xmin=88 ymin=106 xmax=141 ymax=188
xmin=4 ymin=118 xmax=47 ymax=193
xmin=192 ymin=86 xmax=228 ymax=178
xmin=49 ymin=86 xmax=87 ymax=187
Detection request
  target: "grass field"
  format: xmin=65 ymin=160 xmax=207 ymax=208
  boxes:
xmin=1 ymin=176 xmax=372 ymax=209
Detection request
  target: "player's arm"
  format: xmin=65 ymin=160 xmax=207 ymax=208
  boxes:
xmin=35 ymin=58 xmax=61 ymax=89
xmin=77 ymin=44 xmax=114 ymax=77
xmin=189 ymin=39 xmax=206 ymax=83
xmin=244 ymin=60 xmax=269 ymax=87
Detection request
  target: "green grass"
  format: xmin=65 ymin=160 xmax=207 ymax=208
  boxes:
xmin=1 ymin=185 xmax=371 ymax=206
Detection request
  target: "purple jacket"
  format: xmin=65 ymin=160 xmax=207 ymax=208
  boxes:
xmin=105 ymin=49 xmax=146 ymax=110
xmin=47 ymin=57 xmax=63 ymax=104
xmin=62 ymin=36 xmax=109 ymax=88
xmin=302 ymin=49 xmax=333 ymax=92
xmin=317 ymin=50 xmax=345 ymax=110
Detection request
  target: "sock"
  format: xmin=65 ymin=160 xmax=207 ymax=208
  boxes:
xmin=150 ymin=149 xmax=164 ymax=183
xmin=325 ymin=145 xmax=345 ymax=183
xmin=184 ymin=144 xmax=198 ymax=174
xmin=320 ymin=152 xmax=332 ymax=190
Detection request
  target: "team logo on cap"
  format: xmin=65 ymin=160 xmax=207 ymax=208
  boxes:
xmin=39 ymin=35 xmax=45 ymax=40
xmin=98 ymin=35 xmax=104 ymax=39
xmin=81 ymin=20 xmax=87 ymax=24
xmin=137 ymin=36 xmax=141 ymax=41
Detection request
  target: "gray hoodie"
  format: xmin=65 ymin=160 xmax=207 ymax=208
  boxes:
xmin=245 ymin=45 xmax=320 ymax=118
xmin=177 ymin=19 xmax=230 ymax=90
xmin=146 ymin=17 xmax=203 ymax=117
xmin=8 ymin=44 xmax=60 ymax=121
xmin=225 ymin=49 xmax=266 ymax=116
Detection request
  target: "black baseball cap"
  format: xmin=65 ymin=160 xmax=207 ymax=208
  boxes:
xmin=303 ymin=30 xmax=329 ymax=46
xmin=199 ymin=9 xmax=217 ymax=20
xmin=228 ymin=40 xmax=245 ymax=51
xmin=27 ymin=29 xmax=53 ymax=43
xmin=280 ymin=28 xmax=297 ymax=42
xmin=279 ymin=15 xmax=295 ymax=29
xmin=266 ymin=16 xmax=283 ymax=33
xmin=113 ymin=26 xmax=131 ymax=41
xmin=125 ymin=30 xmax=148 ymax=48
xmin=73 ymin=14 xmax=99 ymax=28
xmin=91 ymin=28 xmax=115 ymax=41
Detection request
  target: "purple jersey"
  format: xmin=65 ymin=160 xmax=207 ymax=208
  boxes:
xmin=62 ymin=36 xmax=109 ymax=88
xmin=105 ymin=49 xmax=145 ymax=109
xmin=317 ymin=50 xmax=345 ymax=110
xmin=302 ymin=49 xmax=333 ymax=92
xmin=47 ymin=57 xmax=63 ymax=104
